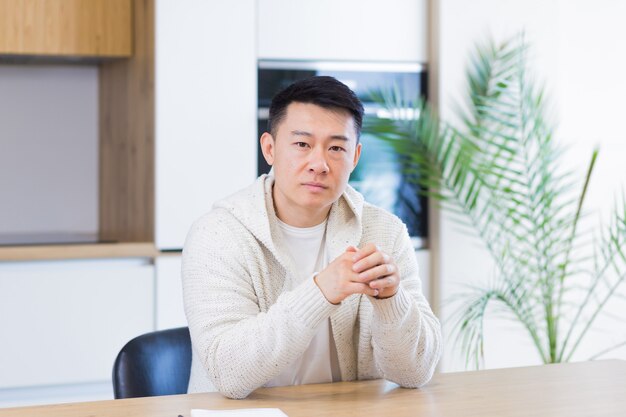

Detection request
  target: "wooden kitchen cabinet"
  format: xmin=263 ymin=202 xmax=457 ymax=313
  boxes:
xmin=0 ymin=0 xmax=132 ymax=57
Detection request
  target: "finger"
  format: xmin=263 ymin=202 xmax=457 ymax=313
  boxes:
xmin=351 ymin=243 xmax=379 ymax=262
xmin=352 ymin=251 xmax=390 ymax=273
xmin=356 ymin=263 xmax=396 ymax=283
xmin=369 ymin=274 xmax=398 ymax=290
xmin=346 ymin=282 xmax=380 ymax=297
xmin=345 ymin=245 xmax=359 ymax=253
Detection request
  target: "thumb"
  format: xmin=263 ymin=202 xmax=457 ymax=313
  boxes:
xmin=345 ymin=245 xmax=359 ymax=253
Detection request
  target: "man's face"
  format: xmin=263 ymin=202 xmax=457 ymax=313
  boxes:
xmin=260 ymin=102 xmax=362 ymax=223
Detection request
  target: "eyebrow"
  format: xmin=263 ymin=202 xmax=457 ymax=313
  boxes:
xmin=291 ymin=130 xmax=312 ymax=137
xmin=291 ymin=130 xmax=350 ymax=141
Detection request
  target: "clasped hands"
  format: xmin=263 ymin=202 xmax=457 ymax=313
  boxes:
xmin=314 ymin=243 xmax=399 ymax=305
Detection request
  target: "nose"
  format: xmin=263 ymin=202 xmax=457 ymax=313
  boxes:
xmin=307 ymin=147 xmax=329 ymax=175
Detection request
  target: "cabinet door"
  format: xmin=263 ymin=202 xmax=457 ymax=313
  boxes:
xmin=0 ymin=0 xmax=131 ymax=57
xmin=0 ymin=259 xmax=154 ymax=389
xmin=258 ymin=0 xmax=427 ymax=62
xmin=155 ymin=0 xmax=257 ymax=250
xmin=155 ymin=256 xmax=187 ymax=330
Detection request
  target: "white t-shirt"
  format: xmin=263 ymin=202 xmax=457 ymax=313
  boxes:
xmin=265 ymin=218 xmax=342 ymax=387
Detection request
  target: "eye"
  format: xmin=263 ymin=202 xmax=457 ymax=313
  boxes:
xmin=330 ymin=146 xmax=346 ymax=152
xmin=294 ymin=142 xmax=309 ymax=148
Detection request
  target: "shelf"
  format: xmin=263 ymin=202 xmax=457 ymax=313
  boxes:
xmin=0 ymin=242 xmax=170 ymax=262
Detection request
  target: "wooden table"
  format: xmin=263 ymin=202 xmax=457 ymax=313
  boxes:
xmin=1 ymin=360 xmax=624 ymax=417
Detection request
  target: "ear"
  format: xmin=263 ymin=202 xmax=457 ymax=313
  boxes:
xmin=260 ymin=132 xmax=276 ymax=166
xmin=351 ymin=142 xmax=362 ymax=172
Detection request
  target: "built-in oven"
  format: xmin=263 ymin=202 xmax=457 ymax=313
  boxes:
xmin=257 ymin=60 xmax=428 ymax=247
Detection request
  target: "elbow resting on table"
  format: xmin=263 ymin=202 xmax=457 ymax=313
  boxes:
xmin=391 ymin=325 xmax=442 ymax=388
xmin=216 ymin=385 xmax=255 ymax=400
xmin=398 ymin=358 xmax=439 ymax=389
xmin=208 ymin=366 xmax=256 ymax=400
xmin=206 ymin=363 xmax=257 ymax=399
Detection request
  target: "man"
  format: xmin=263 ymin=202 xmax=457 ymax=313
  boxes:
xmin=182 ymin=76 xmax=441 ymax=399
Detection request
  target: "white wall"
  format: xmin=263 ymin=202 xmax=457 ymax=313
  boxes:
xmin=434 ymin=0 xmax=626 ymax=371
xmin=0 ymin=65 xmax=98 ymax=237
xmin=553 ymin=0 xmax=626 ymax=363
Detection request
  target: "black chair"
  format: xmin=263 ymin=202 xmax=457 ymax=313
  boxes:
xmin=112 ymin=327 xmax=192 ymax=399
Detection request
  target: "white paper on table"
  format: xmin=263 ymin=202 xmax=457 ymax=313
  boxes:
xmin=190 ymin=408 xmax=288 ymax=417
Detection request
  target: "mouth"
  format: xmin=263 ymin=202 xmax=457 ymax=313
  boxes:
xmin=302 ymin=182 xmax=329 ymax=190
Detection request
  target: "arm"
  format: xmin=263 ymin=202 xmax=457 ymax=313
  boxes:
xmin=357 ymin=227 xmax=442 ymax=388
xmin=182 ymin=213 xmax=337 ymax=399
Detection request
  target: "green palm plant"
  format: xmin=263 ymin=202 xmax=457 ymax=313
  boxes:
xmin=367 ymin=35 xmax=626 ymax=368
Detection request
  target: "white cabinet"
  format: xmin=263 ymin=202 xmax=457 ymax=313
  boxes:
xmin=154 ymin=0 xmax=258 ymax=250
xmin=155 ymin=256 xmax=187 ymax=330
xmin=258 ymin=0 xmax=428 ymax=62
xmin=0 ymin=259 xmax=154 ymax=389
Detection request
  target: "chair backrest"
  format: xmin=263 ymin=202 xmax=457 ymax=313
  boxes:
xmin=112 ymin=327 xmax=192 ymax=399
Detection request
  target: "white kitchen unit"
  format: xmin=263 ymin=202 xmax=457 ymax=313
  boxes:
xmin=258 ymin=0 xmax=427 ymax=62
xmin=0 ymin=258 xmax=154 ymax=390
xmin=155 ymin=256 xmax=187 ymax=330
xmin=155 ymin=0 xmax=258 ymax=250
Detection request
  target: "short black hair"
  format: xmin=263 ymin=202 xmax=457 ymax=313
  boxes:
xmin=267 ymin=76 xmax=364 ymax=142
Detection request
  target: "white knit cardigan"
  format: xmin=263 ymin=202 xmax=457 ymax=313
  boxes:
xmin=182 ymin=174 xmax=441 ymax=399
